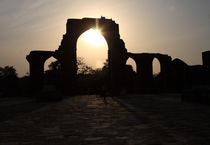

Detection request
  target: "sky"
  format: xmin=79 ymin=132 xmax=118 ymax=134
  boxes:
xmin=0 ymin=0 xmax=210 ymax=76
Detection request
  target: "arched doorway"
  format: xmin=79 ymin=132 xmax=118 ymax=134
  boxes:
xmin=152 ymin=57 xmax=161 ymax=92
xmin=126 ymin=57 xmax=137 ymax=73
xmin=76 ymin=28 xmax=109 ymax=94
xmin=152 ymin=57 xmax=161 ymax=77
xmin=44 ymin=57 xmax=58 ymax=73
xmin=77 ymin=28 xmax=108 ymax=74
xmin=58 ymin=18 xmax=128 ymax=94
xmin=124 ymin=57 xmax=137 ymax=93
xmin=44 ymin=56 xmax=61 ymax=89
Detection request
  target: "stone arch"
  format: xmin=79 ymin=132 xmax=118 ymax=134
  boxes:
xmin=126 ymin=52 xmax=172 ymax=92
xmin=57 ymin=17 xmax=127 ymax=93
xmin=126 ymin=53 xmax=172 ymax=78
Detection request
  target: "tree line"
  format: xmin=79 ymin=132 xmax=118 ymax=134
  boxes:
xmin=0 ymin=58 xmax=136 ymax=97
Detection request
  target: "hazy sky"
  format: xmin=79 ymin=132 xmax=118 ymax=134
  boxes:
xmin=0 ymin=0 xmax=210 ymax=76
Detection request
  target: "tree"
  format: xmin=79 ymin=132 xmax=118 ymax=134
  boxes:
xmin=47 ymin=57 xmax=93 ymax=75
xmin=48 ymin=60 xmax=61 ymax=71
xmin=77 ymin=57 xmax=93 ymax=75
xmin=0 ymin=66 xmax=18 ymax=97
xmin=102 ymin=59 xmax=109 ymax=70
xmin=0 ymin=66 xmax=17 ymax=78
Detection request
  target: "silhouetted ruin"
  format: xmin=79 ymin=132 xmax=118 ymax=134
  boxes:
xmin=26 ymin=17 xmax=210 ymax=95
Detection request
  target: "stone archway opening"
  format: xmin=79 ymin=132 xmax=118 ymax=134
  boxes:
xmin=44 ymin=56 xmax=58 ymax=73
xmin=123 ymin=57 xmax=138 ymax=93
xmin=76 ymin=28 xmax=109 ymax=94
xmin=152 ymin=57 xmax=161 ymax=77
xmin=43 ymin=56 xmax=61 ymax=87
xmin=126 ymin=57 xmax=137 ymax=73
xmin=76 ymin=28 xmax=108 ymax=74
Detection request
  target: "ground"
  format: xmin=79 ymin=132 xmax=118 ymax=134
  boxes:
xmin=0 ymin=94 xmax=210 ymax=145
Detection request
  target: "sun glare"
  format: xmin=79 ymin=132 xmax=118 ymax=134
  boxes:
xmin=81 ymin=29 xmax=106 ymax=46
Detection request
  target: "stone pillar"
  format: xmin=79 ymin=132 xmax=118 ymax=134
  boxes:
xmin=158 ymin=56 xmax=172 ymax=74
xmin=135 ymin=55 xmax=153 ymax=93
xmin=57 ymin=33 xmax=78 ymax=94
xmin=202 ymin=51 xmax=210 ymax=69
xmin=157 ymin=55 xmax=172 ymax=92
xmin=202 ymin=51 xmax=210 ymax=84
xmin=26 ymin=51 xmax=54 ymax=92
xmin=107 ymin=37 xmax=127 ymax=95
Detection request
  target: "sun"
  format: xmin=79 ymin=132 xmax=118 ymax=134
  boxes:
xmin=81 ymin=29 xmax=106 ymax=46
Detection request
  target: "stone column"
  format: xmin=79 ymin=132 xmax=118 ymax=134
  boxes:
xmin=57 ymin=33 xmax=78 ymax=94
xmin=26 ymin=51 xmax=54 ymax=92
xmin=202 ymin=51 xmax=210 ymax=84
xmin=133 ymin=54 xmax=153 ymax=93
xmin=107 ymin=37 xmax=127 ymax=95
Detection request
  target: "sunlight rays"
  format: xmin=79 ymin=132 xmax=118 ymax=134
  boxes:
xmin=81 ymin=29 xmax=106 ymax=46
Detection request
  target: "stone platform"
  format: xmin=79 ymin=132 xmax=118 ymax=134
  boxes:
xmin=0 ymin=94 xmax=210 ymax=145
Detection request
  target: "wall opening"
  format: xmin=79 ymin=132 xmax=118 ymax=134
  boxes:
xmin=43 ymin=56 xmax=60 ymax=87
xmin=126 ymin=58 xmax=137 ymax=73
xmin=152 ymin=57 xmax=161 ymax=76
xmin=76 ymin=28 xmax=108 ymax=74
xmin=44 ymin=57 xmax=57 ymax=73
xmin=76 ymin=28 xmax=109 ymax=94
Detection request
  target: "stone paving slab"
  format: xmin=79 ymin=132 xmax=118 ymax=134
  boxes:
xmin=0 ymin=94 xmax=210 ymax=145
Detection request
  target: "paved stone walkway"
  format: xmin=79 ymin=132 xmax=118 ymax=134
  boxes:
xmin=0 ymin=94 xmax=210 ymax=145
